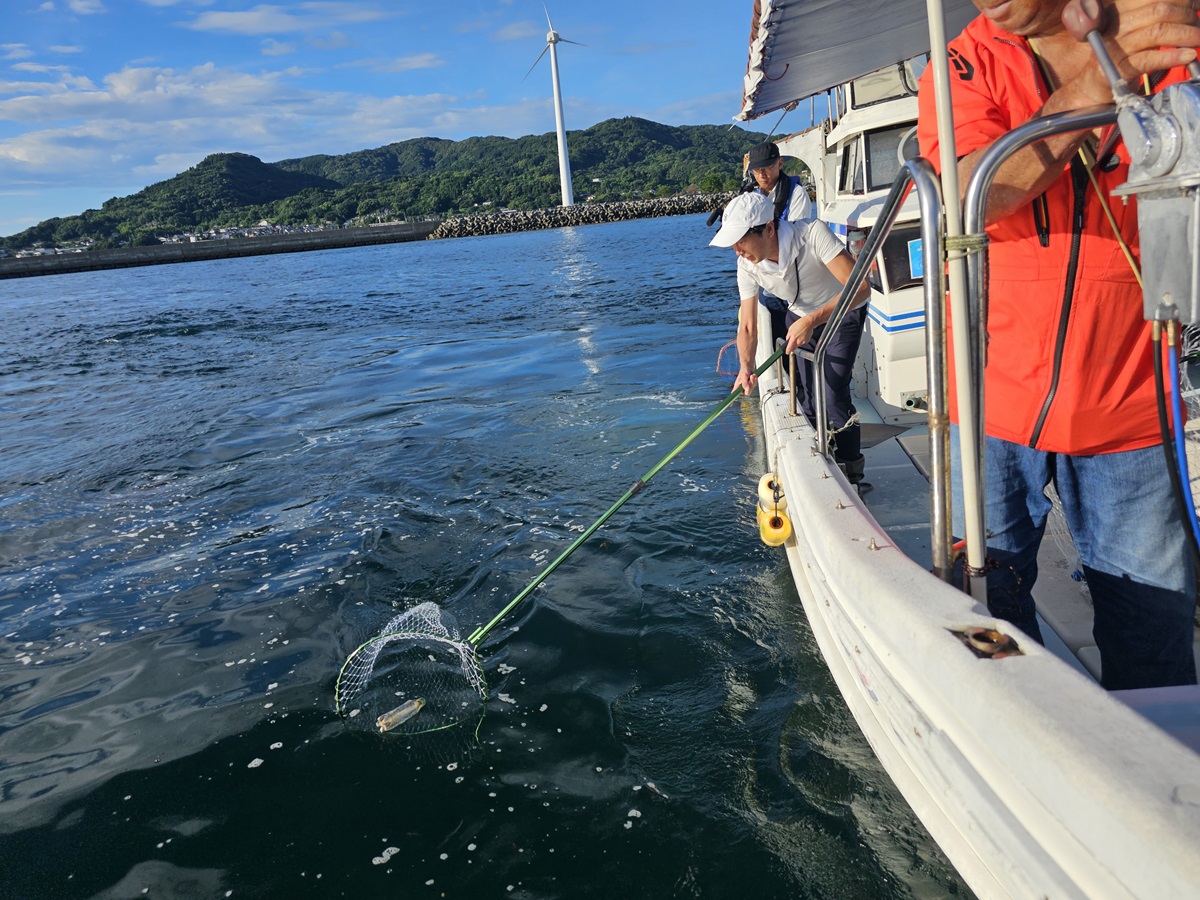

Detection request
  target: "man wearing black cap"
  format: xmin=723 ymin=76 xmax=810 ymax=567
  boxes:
xmin=745 ymin=140 xmax=812 ymax=224
xmin=745 ymin=141 xmax=815 ymax=345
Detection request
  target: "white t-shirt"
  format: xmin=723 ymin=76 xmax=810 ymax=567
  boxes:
xmin=736 ymin=218 xmax=846 ymax=316
xmin=759 ymin=174 xmax=813 ymax=222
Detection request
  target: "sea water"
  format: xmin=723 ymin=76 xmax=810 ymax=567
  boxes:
xmin=0 ymin=217 xmax=968 ymax=898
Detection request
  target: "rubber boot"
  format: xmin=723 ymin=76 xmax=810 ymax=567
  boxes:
xmin=839 ymin=454 xmax=872 ymax=496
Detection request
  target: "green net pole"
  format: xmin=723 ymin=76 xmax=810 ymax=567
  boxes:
xmin=467 ymin=344 xmax=785 ymax=646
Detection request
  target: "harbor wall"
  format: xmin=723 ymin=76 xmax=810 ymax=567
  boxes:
xmin=0 ymin=220 xmax=441 ymax=279
xmin=0 ymin=193 xmax=735 ymax=280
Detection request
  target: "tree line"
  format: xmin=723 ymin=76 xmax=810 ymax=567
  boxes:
xmin=2 ymin=117 xmax=807 ymax=252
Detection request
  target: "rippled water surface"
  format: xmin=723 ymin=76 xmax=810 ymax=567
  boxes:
xmin=0 ymin=217 xmax=967 ymax=898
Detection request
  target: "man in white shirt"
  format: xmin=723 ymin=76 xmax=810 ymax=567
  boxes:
xmin=711 ymin=192 xmax=870 ymax=487
xmin=745 ymin=141 xmax=815 ymax=344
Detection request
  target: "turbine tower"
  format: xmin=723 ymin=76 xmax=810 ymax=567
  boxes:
xmin=525 ymin=7 xmax=582 ymax=207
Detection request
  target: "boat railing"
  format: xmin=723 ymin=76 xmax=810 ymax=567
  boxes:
xmin=957 ymin=106 xmax=1119 ymax=594
xmin=809 ymin=157 xmax=954 ymax=579
xmin=808 ymin=107 xmax=1118 ymax=583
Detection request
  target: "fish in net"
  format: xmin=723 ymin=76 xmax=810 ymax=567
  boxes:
xmin=335 ymin=602 xmax=487 ymax=736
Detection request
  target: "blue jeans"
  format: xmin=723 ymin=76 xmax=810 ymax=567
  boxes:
xmin=951 ymin=426 xmax=1197 ymax=690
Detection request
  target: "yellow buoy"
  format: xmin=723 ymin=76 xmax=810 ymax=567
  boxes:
xmin=757 ymin=504 xmax=792 ymax=546
xmin=757 ymin=472 xmax=787 ymax=513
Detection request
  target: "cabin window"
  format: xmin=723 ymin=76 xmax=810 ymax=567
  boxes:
xmin=849 ymin=57 xmax=926 ymax=109
xmin=865 ymin=124 xmax=919 ymax=192
xmin=876 ymin=222 xmax=924 ymax=292
xmin=839 ymin=139 xmax=864 ymax=195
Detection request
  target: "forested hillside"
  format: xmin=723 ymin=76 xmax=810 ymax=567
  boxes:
xmin=4 ymin=117 xmax=777 ymax=251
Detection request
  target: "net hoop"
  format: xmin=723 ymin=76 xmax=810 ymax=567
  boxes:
xmin=335 ymin=603 xmax=487 ymax=736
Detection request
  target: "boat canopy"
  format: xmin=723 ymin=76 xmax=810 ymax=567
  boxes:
xmin=737 ymin=0 xmax=978 ymax=121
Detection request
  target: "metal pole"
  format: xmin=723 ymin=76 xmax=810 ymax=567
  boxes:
xmin=959 ymin=105 xmax=1116 ymax=587
xmin=814 ymin=169 xmax=913 ymax=453
xmin=924 ymin=0 xmax=987 ymax=600
xmin=906 ymin=158 xmax=953 ymax=581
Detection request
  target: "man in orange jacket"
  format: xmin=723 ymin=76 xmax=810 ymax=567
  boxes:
xmin=917 ymin=0 xmax=1200 ymax=689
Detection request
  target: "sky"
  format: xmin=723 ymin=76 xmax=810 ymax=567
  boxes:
xmin=0 ymin=0 xmax=771 ymax=237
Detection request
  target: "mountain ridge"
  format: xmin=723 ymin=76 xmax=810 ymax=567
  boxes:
xmin=4 ymin=117 xmax=774 ymax=250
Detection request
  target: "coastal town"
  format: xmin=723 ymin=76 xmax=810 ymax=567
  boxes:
xmin=0 ymin=193 xmax=729 ymax=278
xmin=0 ymin=217 xmax=425 ymax=259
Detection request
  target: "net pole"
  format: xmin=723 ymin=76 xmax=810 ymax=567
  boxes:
xmin=467 ymin=345 xmax=785 ymax=646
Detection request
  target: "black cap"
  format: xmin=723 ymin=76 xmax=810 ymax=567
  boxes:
xmin=747 ymin=141 xmax=781 ymax=170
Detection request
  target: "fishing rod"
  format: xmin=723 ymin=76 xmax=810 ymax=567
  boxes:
xmin=467 ymin=343 xmax=786 ymax=645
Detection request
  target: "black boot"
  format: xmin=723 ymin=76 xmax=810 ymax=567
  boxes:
xmin=839 ymin=455 xmax=872 ymax=495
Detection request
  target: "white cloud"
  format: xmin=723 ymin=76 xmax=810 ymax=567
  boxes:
xmin=2 ymin=44 xmax=35 ymax=60
xmin=12 ymin=63 xmax=72 ymax=74
xmin=261 ymin=39 xmax=296 ymax=56
xmin=646 ymin=90 xmax=744 ymax=127
xmin=0 ymin=63 xmax=306 ymax=126
xmin=67 ymin=0 xmax=107 ymax=13
xmin=187 ymin=3 xmax=390 ymax=35
xmin=0 ymin=79 xmax=65 ymax=97
xmin=455 ymin=19 xmax=492 ymax=34
xmin=49 ymin=45 xmax=84 ymax=54
xmin=0 ymin=73 xmax=96 ymax=97
xmin=307 ymin=31 xmax=352 ymax=51
xmin=343 ymin=53 xmax=444 ymax=73
xmin=133 ymin=150 xmax=212 ymax=180
xmin=495 ymin=21 xmax=544 ymax=41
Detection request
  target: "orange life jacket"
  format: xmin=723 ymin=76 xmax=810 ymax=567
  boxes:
xmin=917 ymin=16 xmax=1183 ymax=454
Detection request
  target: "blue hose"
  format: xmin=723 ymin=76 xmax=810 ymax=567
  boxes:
xmin=1167 ymin=340 xmax=1200 ymax=551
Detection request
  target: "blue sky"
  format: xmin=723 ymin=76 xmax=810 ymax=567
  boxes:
xmin=0 ymin=0 xmax=769 ymax=237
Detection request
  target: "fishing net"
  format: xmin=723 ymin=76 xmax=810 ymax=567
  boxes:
xmin=335 ymin=602 xmax=486 ymax=736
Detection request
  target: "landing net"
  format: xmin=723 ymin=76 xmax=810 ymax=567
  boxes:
xmin=333 ymin=346 xmax=786 ymax=737
xmin=335 ymin=602 xmax=486 ymax=736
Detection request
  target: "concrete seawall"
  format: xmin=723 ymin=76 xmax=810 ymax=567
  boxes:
xmin=0 ymin=193 xmax=735 ymax=280
xmin=0 ymin=220 xmax=441 ymax=279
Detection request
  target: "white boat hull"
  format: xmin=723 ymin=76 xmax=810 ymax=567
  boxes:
xmin=754 ymin=310 xmax=1200 ymax=898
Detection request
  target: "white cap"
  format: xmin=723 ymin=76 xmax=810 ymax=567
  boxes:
xmin=709 ymin=192 xmax=774 ymax=248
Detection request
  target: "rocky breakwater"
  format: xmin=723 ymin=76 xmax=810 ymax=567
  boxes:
xmin=428 ymin=193 xmax=734 ymax=240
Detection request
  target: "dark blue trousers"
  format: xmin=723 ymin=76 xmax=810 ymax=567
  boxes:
xmin=784 ymin=304 xmax=867 ymax=462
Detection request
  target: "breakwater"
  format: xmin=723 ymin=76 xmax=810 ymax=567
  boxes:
xmin=0 ymin=220 xmax=441 ymax=279
xmin=429 ymin=193 xmax=732 ymax=239
xmin=0 ymin=193 xmax=734 ymax=279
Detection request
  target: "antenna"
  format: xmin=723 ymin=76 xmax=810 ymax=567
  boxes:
xmin=523 ymin=5 xmax=584 ymax=207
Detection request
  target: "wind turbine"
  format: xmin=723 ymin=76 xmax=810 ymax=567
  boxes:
xmin=524 ymin=6 xmax=582 ymax=207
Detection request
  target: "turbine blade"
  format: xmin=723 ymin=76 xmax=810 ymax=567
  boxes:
xmin=544 ymin=3 xmax=553 ymax=30
xmin=558 ymin=38 xmax=587 ymax=46
xmin=522 ymin=44 xmax=550 ymax=82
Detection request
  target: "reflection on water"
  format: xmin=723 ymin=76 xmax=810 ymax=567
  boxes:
xmin=0 ymin=218 xmax=967 ymax=898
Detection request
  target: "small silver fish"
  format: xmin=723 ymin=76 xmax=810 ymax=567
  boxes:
xmin=376 ymin=697 xmax=425 ymax=732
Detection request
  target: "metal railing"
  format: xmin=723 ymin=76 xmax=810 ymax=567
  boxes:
xmin=803 ymin=157 xmax=953 ymax=578
xmin=959 ymin=106 xmax=1118 ymax=572
xmin=799 ymin=106 xmax=1120 ymax=584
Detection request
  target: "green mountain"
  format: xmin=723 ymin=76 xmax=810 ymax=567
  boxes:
xmin=4 ymin=117 xmax=774 ymax=251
